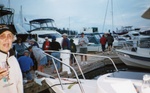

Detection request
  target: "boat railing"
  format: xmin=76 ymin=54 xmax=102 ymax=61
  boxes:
xmin=121 ymin=41 xmax=134 ymax=51
xmin=43 ymin=50 xmax=118 ymax=93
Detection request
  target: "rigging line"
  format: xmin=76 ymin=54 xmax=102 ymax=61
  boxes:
xmin=102 ymin=0 xmax=109 ymax=32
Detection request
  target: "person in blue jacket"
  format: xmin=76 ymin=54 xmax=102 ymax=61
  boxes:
xmin=18 ymin=50 xmax=34 ymax=81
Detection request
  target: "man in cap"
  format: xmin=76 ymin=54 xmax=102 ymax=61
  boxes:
xmin=0 ymin=25 xmax=23 ymax=93
xmin=61 ymin=33 xmax=70 ymax=50
xmin=29 ymin=38 xmax=39 ymax=48
xmin=29 ymin=38 xmax=39 ymax=70
xmin=18 ymin=50 xmax=34 ymax=81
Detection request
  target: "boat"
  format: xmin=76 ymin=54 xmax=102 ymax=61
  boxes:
xmin=115 ymin=35 xmax=150 ymax=69
xmin=0 ymin=4 xmax=33 ymax=45
xmin=0 ymin=4 xmax=17 ymax=33
xmin=140 ymin=30 xmax=150 ymax=36
xmin=28 ymin=18 xmax=63 ymax=48
xmin=113 ymin=26 xmax=141 ymax=48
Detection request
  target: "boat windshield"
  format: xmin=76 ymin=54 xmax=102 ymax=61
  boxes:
xmin=29 ymin=18 xmax=57 ymax=31
xmin=38 ymin=33 xmax=62 ymax=39
xmin=32 ymin=27 xmax=57 ymax=31
xmin=139 ymin=37 xmax=150 ymax=48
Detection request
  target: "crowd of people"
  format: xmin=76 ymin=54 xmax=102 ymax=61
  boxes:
xmin=12 ymin=33 xmax=78 ymax=81
xmin=100 ymin=33 xmax=114 ymax=54
xmin=0 ymin=24 xmax=114 ymax=93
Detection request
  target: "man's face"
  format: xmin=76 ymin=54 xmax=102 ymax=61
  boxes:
xmin=63 ymin=35 xmax=67 ymax=39
xmin=81 ymin=34 xmax=84 ymax=37
xmin=0 ymin=31 xmax=14 ymax=53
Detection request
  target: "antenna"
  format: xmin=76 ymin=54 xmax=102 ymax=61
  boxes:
xmin=8 ymin=0 xmax=10 ymax=8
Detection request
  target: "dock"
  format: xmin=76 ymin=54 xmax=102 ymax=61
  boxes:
xmin=24 ymin=51 xmax=124 ymax=93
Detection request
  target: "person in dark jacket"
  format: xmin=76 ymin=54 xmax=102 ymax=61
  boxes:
xmin=50 ymin=36 xmax=61 ymax=73
xmin=106 ymin=33 xmax=114 ymax=53
xmin=29 ymin=38 xmax=39 ymax=70
xmin=70 ymin=39 xmax=77 ymax=65
xmin=13 ymin=37 xmax=26 ymax=58
xmin=61 ymin=33 xmax=70 ymax=50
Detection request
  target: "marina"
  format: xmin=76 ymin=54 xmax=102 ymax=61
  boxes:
xmin=0 ymin=2 xmax=150 ymax=93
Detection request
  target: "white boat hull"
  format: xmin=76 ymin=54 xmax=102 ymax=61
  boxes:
xmin=116 ymin=49 xmax=150 ymax=69
xmin=118 ymin=54 xmax=150 ymax=69
xmin=97 ymin=71 xmax=150 ymax=93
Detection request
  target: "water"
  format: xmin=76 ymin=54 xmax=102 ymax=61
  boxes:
xmin=78 ymin=63 xmax=150 ymax=79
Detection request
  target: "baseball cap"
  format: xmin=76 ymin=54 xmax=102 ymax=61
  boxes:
xmin=52 ymin=36 xmax=56 ymax=40
xmin=45 ymin=37 xmax=48 ymax=39
xmin=62 ymin=33 xmax=68 ymax=36
xmin=0 ymin=25 xmax=16 ymax=35
xmin=23 ymin=50 xmax=29 ymax=54
xmin=30 ymin=38 xmax=36 ymax=42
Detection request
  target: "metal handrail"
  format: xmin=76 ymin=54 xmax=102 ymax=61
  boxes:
xmin=45 ymin=50 xmax=86 ymax=79
xmin=45 ymin=50 xmax=118 ymax=72
xmin=44 ymin=52 xmax=85 ymax=93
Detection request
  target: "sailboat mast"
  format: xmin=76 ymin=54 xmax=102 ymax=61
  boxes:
xmin=111 ymin=0 xmax=114 ymax=32
xmin=8 ymin=0 xmax=10 ymax=8
xmin=20 ymin=5 xmax=23 ymax=27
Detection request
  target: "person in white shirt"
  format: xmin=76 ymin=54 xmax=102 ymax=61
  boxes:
xmin=0 ymin=25 xmax=23 ymax=93
xmin=78 ymin=32 xmax=89 ymax=63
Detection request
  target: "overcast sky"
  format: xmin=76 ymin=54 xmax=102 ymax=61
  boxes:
xmin=1 ymin=0 xmax=150 ymax=32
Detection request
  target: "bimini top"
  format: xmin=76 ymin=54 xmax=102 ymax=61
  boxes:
xmin=0 ymin=5 xmax=17 ymax=34
xmin=29 ymin=18 xmax=54 ymax=24
xmin=142 ymin=7 xmax=150 ymax=19
xmin=0 ymin=5 xmax=14 ymax=17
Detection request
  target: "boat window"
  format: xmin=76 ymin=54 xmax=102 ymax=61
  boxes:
xmin=87 ymin=36 xmax=99 ymax=44
xmin=95 ymin=35 xmax=100 ymax=40
xmin=38 ymin=33 xmax=61 ymax=39
xmin=31 ymin=27 xmax=57 ymax=31
xmin=132 ymin=34 xmax=139 ymax=36
xmin=139 ymin=38 xmax=150 ymax=48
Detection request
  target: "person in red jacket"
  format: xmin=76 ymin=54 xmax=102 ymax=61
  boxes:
xmin=100 ymin=34 xmax=107 ymax=53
